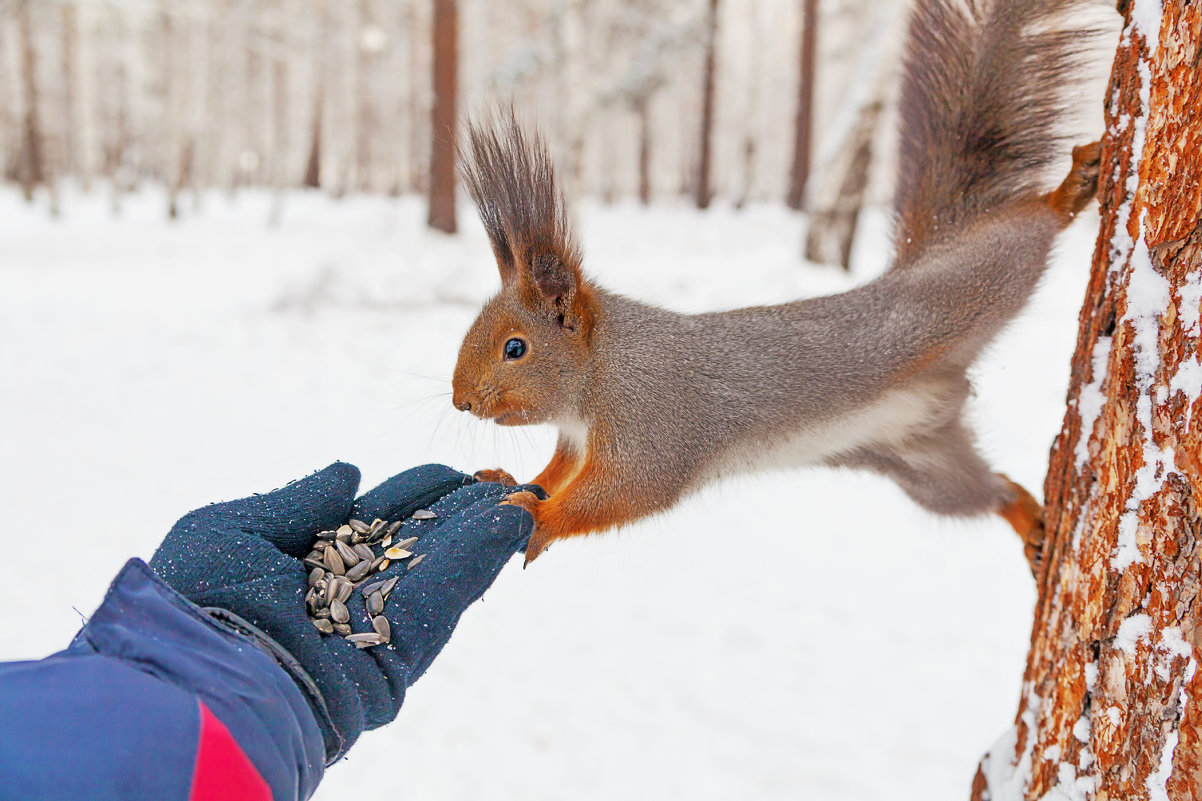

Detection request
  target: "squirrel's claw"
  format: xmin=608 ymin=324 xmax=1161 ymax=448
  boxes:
xmin=501 ymin=490 xmax=547 ymax=567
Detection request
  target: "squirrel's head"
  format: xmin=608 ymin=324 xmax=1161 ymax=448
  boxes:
xmin=452 ymin=111 xmax=597 ymax=427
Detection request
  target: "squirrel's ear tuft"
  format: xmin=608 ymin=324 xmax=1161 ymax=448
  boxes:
xmin=460 ymin=109 xmax=592 ymax=332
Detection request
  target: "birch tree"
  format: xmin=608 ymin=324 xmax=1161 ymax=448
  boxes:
xmin=972 ymin=2 xmax=1202 ymax=798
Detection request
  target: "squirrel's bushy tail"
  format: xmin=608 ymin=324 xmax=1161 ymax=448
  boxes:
xmin=892 ymin=0 xmax=1095 ymax=264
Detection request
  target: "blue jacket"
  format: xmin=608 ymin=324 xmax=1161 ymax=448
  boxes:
xmin=0 ymin=559 xmax=325 ymax=801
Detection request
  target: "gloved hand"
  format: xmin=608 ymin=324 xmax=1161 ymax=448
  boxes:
xmin=149 ymin=463 xmax=538 ymax=762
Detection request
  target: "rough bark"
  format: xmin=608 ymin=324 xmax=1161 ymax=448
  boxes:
xmin=427 ymin=0 xmax=457 ymax=233
xmin=786 ymin=0 xmax=817 ymax=211
xmin=972 ymin=3 xmax=1202 ymax=800
xmin=694 ymin=0 xmax=719 ymax=210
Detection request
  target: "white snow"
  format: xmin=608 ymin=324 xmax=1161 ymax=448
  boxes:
xmin=1073 ymin=335 xmax=1112 ymax=469
xmin=1147 ymin=627 xmax=1196 ymax=801
xmin=1115 ymin=613 xmax=1153 ymax=654
xmin=1107 ymin=3 xmax=1175 ymax=573
xmin=0 ymin=184 xmax=1100 ymax=801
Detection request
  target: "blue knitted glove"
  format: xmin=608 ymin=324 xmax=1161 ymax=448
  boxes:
xmin=149 ymin=463 xmax=537 ymax=762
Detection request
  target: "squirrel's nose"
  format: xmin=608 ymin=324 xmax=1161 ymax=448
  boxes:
xmin=452 ymin=388 xmax=473 ymax=413
xmin=455 ymin=398 xmax=473 ymax=412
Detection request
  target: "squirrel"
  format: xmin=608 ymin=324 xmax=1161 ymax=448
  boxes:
xmin=450 ymin=0 xmax=1102 ymax=568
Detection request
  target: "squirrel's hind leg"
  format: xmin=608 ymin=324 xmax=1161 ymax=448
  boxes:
xmin=1044 ymin=141 xmax=1101 ymax=225
xmin=997 ymin=477 xmax=1046 ymax=581
xmin=837 ymin=422 xmax=1045 ymax=579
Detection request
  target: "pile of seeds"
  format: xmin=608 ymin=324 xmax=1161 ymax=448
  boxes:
xmin=303 ymin=510 xmax=436 ymax=649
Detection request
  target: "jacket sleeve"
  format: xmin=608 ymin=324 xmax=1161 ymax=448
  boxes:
xmin=0 ymin=559 xmax=327 ymax=801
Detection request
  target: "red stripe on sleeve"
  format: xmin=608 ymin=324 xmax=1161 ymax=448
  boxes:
xmin=188 ymin=701 xmax=272 ymax=801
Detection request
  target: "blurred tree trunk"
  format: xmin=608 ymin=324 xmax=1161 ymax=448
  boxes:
xmin=694 ymin=0 xmax=718 ymax=210
xmin=427 ymin=0 xmax=457 ymax=233
xmin=16 ymin=0 xmax=46 ymax=202
xmin=162 ymin=7 xmax=180 ymax=219
xmin=61 ymin=3 xmax=79 ymax=182
xmin=803 ymin=98 xmax=881 ymax=270
xmin=785 ymin=0 xmax=817 ymax=210
xmin=303 ymin=0 xmax=328 ymax=188
xmin=637 ymin=95 xmax=652 ymax=205
xmin=270 ymin=46 xmax=288 ymax=223
xmin=971 ymin=4 xmax=1202 ymax=800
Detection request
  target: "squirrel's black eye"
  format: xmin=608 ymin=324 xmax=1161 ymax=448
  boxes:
xmin=503 ymin=337 xmax=527 ymax=360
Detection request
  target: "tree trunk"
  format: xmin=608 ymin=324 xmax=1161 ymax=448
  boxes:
xmin=427 ymin=0 xmax=457 ymax=233
xmin=637 ymin=96 xmax=652 ymax=205
xmin=785 ymin=0 xmax=817 ymax=211
xmin=303 ymin=0 xmax=328 ymax=189
xmin=16 ymin=0 xmax=45 ymax=202
xmin=694 ymin=0 xmax=719 ymax=210
xmin=61 ymin=3 xmax=79 ymax=182
xmin=971 ymin=4 xmax=1202 ymax=800
xmin=803 ymin=98 xmax=881 ymax=270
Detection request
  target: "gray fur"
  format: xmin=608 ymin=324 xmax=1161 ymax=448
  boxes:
xmin=456 ymin=0 xmax=1095 ymax=527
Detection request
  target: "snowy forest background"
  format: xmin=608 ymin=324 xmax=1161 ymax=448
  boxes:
xmin=0 ymin=0 xmax=903 ymax=249
xmin=0 ymin=1 xmax=1122 ymax=800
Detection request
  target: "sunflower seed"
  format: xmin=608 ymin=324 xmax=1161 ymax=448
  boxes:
xmin=317 ymin=529 xmax=338 ymax=540
xmin=395 ymin=536 xmax=418 ymax=551
xmin=346 ymin=631 xmax=383 ymax=645
xmin=370 ymin=518 xmax=386 ymax=536
xmin=345 ymin=559 xmax=372 ymax=582
xmin=381 ymin=535 xmax=393 ymax=549
xmin=312 ymin=618 xmax=334 ymax=635
xmin=385 ymin=546 xmax=412 ymax=559
xmin=353 ymin=543 xmax=375 ymax=563
xmin=336 ymin=524 xmax=353 ymax=541
xmin=371 ymin=616 xmax=391 ymax=642
xmin=304 ymin=556 xmax=327 ymax=571
xmin=408 ymin=553 xmax=426 ymax=570
xmin=369 ymin=555 xmax=387 ymax=572
xmin=412 ymin=509 xmax=437 ymax=520
xmin=323 ymin=547 xmax=345 ymax=575
xmin=331 ymin=576 xmax=353 ymax=604
xmin=329 ymin=599 xmax=350 ymax=623
xmin=378 ymin=575 xmax=400 ymax=598
xmin=333 ymin=623 xmax=352 ymax=636
xmin=308 ymin=567 xmax=325 ymax=587
xmin=313 ymin=606 xmax=331 ymax=619
xmin=358 ymin=579 xmax=385 ymax=597
xmin=376 ymin=558 xmax=390 ymax=572
xmin=336 ymin=539 xmax=361 ymax=566
xmin=305 ymin=588 xmax=318 ymax=607
xmin=386 ymin=520 xmax=403 ymax=538
xmin=367 ymin=591 xmax=384 ymax=616
xmin=348 ymin=519 xmax=371 ymax=535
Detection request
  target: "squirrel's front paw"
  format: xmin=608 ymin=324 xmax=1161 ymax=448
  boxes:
xmin=474 ymin=468 xmax=518 ymax=486
xmin=501 ymin=490 xmax=551 ymax=566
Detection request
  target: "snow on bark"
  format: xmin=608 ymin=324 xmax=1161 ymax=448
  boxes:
xmin=972 ymin=2 xmax=1202 ymax=800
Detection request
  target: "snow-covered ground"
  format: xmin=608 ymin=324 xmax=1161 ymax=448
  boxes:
xmin=0 ymin=186 xmax=1099 ymax=800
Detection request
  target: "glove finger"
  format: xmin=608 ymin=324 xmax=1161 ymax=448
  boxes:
xmin=350 ymin=464 xmax=474 ymax=524
xmin=344 ymin=495 xmax=533 ymax=685
xmin=182 ymin=463 xmax=361 ymax=558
